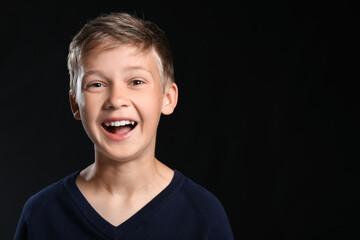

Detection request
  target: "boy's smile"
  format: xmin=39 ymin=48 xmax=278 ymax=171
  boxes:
xmin=70 ymin=44 xmax=177 ymax=162
xmin=101 ymin=117 xmax=138 ymax=141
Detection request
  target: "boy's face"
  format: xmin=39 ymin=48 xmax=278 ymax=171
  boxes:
xmin=70 ymin=44 xmax=177 ymax=162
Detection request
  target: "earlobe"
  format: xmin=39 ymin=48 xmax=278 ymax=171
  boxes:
xmin=69 ymin=91 xmax=81 ymax=120
xmin=161 ymin=82 xmax=178 ymax=115
xmin=73 ymin=110 xmax=81 ymax=120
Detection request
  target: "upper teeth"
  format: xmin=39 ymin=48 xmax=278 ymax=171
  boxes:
xmin=104 ymin=120 xmax=136 ymax=127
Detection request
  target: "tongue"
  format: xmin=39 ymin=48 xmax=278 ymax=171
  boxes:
xmin=114 ymin=126 xmax=132 ymax=135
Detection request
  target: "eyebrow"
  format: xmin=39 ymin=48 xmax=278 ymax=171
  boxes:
xmin=123 ymin=65 xmax=152 ymax=74
xmin=83 ymin=66 xmax=152 ymax=78
xmin=82 ymin=70 xmax=105 ymax=79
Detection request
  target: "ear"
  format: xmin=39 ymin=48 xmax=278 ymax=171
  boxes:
xmin=69 ymin=91 xmax=81 ymax=120
xmin=161 ymin=82 xmax=178 ymax=115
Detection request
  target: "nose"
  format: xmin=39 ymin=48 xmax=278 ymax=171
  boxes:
xmin=104 ymin=84 xmax=131 ymax=109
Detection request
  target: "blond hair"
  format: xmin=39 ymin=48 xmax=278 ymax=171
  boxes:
xmin=67 ymin=12 xmax=174 ymax=101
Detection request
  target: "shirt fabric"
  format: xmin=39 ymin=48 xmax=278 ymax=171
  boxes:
xmin=14 ymin=170 xmax=234 ymax=240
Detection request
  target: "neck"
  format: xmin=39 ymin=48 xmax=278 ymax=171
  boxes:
xmin=79 ymin=151 xmax=173 ymax=197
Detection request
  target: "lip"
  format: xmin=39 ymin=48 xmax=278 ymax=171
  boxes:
xmin=101 ymin=117 xmax=138 ymax=141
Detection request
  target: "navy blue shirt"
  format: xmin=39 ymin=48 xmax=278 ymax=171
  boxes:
xmin=15 ymin=170 xmax=234 ymax=239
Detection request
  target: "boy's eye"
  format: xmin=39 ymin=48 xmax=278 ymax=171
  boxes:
xmin=89 ymin=82 xmax=105 ymax=88
xmin=131 ymin=79 xmax=144 ymax=86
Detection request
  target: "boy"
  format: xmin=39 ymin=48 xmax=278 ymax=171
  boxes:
xmin=15 ymin=12 xmax=234 ymax=239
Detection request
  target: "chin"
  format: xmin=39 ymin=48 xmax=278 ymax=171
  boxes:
xmin=94 ymin=144 xmax=143 ymax=163
xmin=100 ymin=149 xmax=137 ymax=163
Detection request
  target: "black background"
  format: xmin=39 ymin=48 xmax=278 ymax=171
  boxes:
xmin=1 ymin=1 xmax=359 ymax=239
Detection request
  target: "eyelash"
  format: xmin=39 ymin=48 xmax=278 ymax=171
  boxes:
xmin=86 ymin=79 xmax=145 ymax=89
xmin=130 ymin=79 xmax=145 ymax=86
xmin=89 ymin=82 xmax=105 ymax=88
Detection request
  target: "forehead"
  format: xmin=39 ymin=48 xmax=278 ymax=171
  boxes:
xmin=82 ymin=43 xmax=160 ymax=72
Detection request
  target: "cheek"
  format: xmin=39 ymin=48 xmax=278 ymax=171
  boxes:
xmin=79 ymin=94 xmax=102 ymax=122
xmin=78 ymin=97 xmax=103 ymax=143
xmin=145 ymin=88 xmax=163 ymax=106
xmin=134 ymin=90 xmax=163 ymax=120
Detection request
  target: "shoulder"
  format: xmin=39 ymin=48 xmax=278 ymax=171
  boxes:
xmin=180 ymin=174 xmax=223 ymax=214
xmin=177 ymin=171 xmax=234 ymax=239
xmin=21 ymin=171 xmax=77 ymax=220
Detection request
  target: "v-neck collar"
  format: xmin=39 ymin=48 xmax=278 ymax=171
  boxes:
xmin=64 ymin=169 xmax=183 ymax=239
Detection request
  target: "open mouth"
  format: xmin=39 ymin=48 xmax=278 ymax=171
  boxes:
xmin=101 ymin=120 xmax=138 ymax=135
